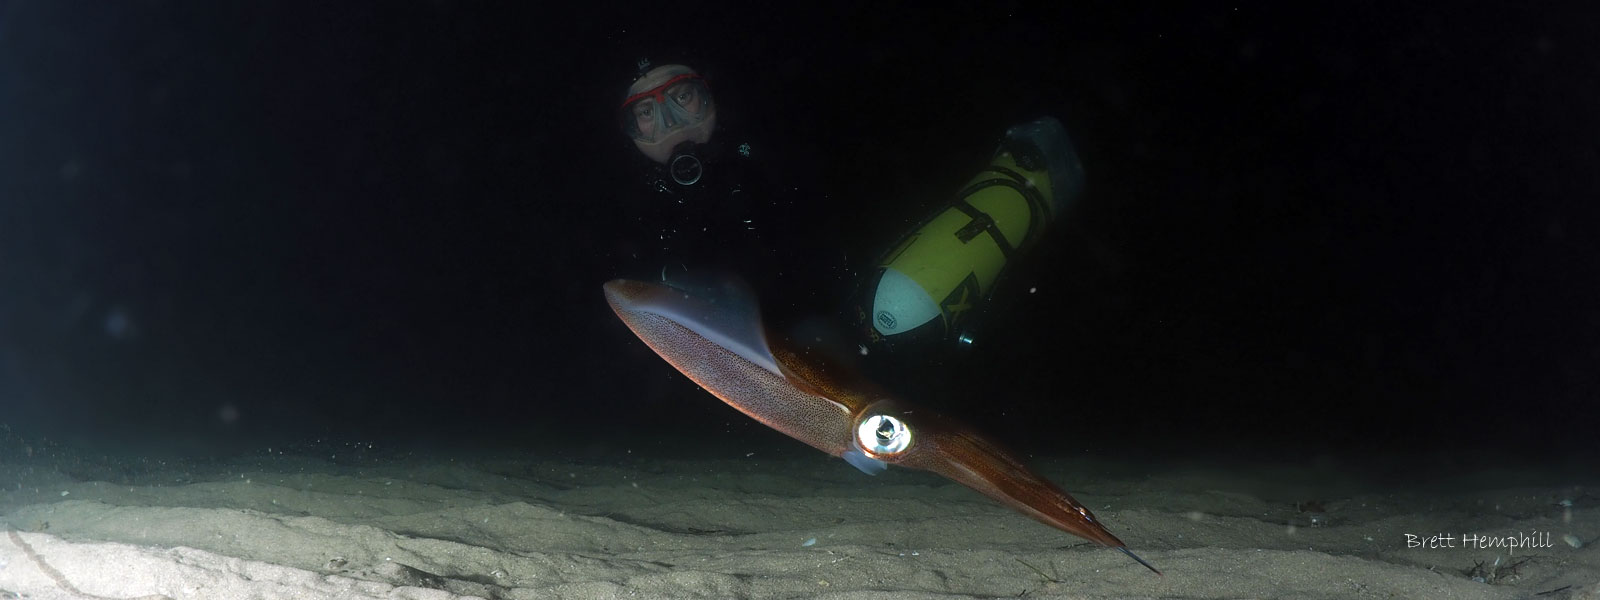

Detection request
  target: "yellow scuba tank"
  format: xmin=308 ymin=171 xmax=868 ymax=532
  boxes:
xmin=856 ymin=117 xmax=1084 ymax=350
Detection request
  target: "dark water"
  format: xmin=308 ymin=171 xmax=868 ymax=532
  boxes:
xmin=0 ymin=3 xmax=1595 ymax=469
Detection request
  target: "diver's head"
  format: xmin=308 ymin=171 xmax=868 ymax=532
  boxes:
xmin=620 ymin=64 xmax=716 ymax=165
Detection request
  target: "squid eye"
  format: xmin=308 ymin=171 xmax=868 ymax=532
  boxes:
xmin=856 ymin=414 xmax=912 ymax=455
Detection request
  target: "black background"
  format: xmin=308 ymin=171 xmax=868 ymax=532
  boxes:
xmin=1 ymin=2 xmax=1595 ymax=465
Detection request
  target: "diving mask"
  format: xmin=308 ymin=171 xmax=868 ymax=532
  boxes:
xmin=620 ymin=65 xmax=716 ymax=165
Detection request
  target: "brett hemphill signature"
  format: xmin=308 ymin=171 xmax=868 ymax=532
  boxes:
xmin=1405 ymin=530 xmax=1554 ymax=554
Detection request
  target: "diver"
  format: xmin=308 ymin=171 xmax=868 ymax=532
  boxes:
xmin=613 ymin=61 xmax=843 ymax=325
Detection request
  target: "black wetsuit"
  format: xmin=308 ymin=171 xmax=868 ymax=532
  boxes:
xmin=614 ymin=134 xmax=848 ymax=327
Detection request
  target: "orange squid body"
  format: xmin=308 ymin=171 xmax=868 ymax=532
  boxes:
xmin=603 ymin=278 xmax=1158 ymax=574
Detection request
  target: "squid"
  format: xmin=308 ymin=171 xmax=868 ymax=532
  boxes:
xmin=603 ymin=277 xmax=1159 ymax=575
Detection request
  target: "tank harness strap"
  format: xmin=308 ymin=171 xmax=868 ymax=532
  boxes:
xmin=950 ymin=165 xmax=1050 ymax=259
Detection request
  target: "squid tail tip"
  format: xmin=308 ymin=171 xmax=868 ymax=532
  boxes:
xmin=1117 ymin=546 xmax=1162 ymax=576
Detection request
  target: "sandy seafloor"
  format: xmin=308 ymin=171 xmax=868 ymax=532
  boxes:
xmin=0 ymin=435 xmax=1596 ymax=600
